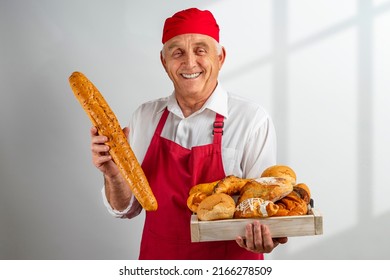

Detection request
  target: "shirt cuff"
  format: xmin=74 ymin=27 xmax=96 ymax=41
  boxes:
xmin=101 ymin=187 xmax=142 ymax=219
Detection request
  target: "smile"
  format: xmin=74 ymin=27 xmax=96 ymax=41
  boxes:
xmin=181 ymin=72 xmax=201 ymax=79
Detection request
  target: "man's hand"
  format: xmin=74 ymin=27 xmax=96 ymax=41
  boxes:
xmin=236 ymin=221 xmax=288 ymax=254
xmin=90 ymin=126 xmax=133 ymax=210
xmin=90 ymin=126 xmax=130 ymax=178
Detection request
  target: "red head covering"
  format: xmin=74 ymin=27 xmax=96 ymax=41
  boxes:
xmin=162 ymin=8 xmax=220 ymax=44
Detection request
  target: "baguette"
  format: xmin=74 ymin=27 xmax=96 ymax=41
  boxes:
xmin=68 ymin=71 xmax=157 ymax=211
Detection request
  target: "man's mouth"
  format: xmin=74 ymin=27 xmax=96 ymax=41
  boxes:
xmin=181 ymin=72 xmax=202 ymax=79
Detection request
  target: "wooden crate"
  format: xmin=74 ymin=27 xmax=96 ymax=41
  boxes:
xmin=190 ymin=208 xmax=323 ymax=242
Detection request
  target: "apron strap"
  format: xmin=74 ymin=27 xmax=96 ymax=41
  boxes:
xmin=213 ymin=113 xmax=224 ymax=144
xmin=155 ymin=108 xmax=170 ymax=136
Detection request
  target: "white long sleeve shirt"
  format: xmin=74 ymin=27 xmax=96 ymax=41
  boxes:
xmin=102 ymin=84 xmax=277 ymax=218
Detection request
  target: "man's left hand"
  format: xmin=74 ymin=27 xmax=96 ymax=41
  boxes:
xmin=236 ymin=221 xmax=288 ymax=254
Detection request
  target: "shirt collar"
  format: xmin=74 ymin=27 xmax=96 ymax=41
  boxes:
xmin=165 ymin=83 xmax=228 ymax=119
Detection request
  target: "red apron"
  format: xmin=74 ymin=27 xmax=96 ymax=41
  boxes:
xmin=139 ymin=108 xmax=263 ymax=260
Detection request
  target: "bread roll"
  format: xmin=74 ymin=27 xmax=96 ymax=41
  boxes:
xmin=254 ymin=176 xmax=293 ymax=189
xmin=69 ymin=71 xmax=157 ymax=211
xmin=236 ymin=180 xmax=293 ymax=205
xmin=261 ymin=165 xmax=297 ymax=185
xmin=234 ymin=198 xmax=279 ymax=218
xmin=197 ymin=193 xmax=236 ymax=221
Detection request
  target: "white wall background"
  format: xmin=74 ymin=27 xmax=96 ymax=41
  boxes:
xmin=1 ymin=0 xmax=389 ymax=260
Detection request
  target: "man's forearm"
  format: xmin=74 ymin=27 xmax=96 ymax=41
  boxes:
xmin=104 ymin=174 xmax=133 ymax=211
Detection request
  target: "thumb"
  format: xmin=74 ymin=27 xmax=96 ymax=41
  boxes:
xmin=123 ymin=126 xmax=130 ymax=139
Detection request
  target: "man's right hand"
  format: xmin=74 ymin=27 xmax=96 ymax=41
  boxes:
xmin=90 ymin=126 xmax=133 ymax=211
xmin=90 ymin=126 xmax=130 ymax=178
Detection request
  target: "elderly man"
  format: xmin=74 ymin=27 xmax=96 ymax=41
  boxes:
xmin=90 ymin=7 xmax=287 ymax=259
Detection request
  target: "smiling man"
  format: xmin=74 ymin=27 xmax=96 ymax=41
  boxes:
xmin=90 ymin=7 xmax=287 ymax=260
xmin=161 ymin=32 xmax=225 ymax=117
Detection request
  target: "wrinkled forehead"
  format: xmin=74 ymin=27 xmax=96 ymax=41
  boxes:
xmin=164 ymin=33 xmax=217 ymax=50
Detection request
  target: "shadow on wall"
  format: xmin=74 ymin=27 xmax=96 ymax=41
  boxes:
xmin=276 ymin=210 xmax=390 ymax=259
xmin=221 ymin=0 xmax=390 ymax=260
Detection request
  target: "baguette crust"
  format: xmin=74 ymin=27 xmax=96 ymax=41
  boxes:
xmin=69 ymin=71 xmax=157 ymax=211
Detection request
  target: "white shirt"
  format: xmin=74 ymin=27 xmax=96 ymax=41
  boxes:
xmin=102 ymin=84 xmax=277 ymax=218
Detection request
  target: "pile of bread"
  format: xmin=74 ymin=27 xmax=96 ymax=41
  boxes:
xmin=187 ymin=165 xmax=312 ymax=221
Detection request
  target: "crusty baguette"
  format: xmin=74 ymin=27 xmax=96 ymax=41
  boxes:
xmin=68 ymin=71 xmax=157 ymax=211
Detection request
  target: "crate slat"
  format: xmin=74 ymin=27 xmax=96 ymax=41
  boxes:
xmin=191 ymin=208 xmax=323 ymax=242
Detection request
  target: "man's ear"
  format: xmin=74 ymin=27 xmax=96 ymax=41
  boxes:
xmin=160 ymin=51 xmax=168 ymax=72
xmin=218 ymin=46 xmax=226 ymax=70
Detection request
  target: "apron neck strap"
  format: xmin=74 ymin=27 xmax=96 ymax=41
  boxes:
xmin=213 ymin=113 xmax=224 ymax=144
xmin=155 ymin=108 xmax=170 ymax=136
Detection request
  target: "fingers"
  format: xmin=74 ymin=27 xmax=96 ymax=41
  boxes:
xmin=123 ymin=126 xmax=130 ymax=139
xmin=235 ymin=223 xmax=259 ymax=252
xmin=236 ymin=236 xmax=246 ymax=249
xmin=90 ymin=126 xmax=108 ymax=143
xmin=89 ymin=126 xmax=129 ymax=174
xmin=90 ymin=126 xmax=98 ymax=137
xmin=259 ymin=223 xmax=274 ymax=253
xmin=245 ymin=223 xmax=258 ymax=251
xmin=90 ymin=134 xmax=109 ymax=154
xmin=274 ymin=237 xmax=288 ymax=245
xmin=235 ymin=221 xmax=287 ymax=254
xmin=90 ymin=126 xmax=111 ymax=166
xmin=91 ymin=126 xmax=129 ymax=143
xmin=246 ymin=221 xmax=271 ymax=253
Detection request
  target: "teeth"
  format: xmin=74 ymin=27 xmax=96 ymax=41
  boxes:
xmin=181 ymin=72 xmax=201 ymax=79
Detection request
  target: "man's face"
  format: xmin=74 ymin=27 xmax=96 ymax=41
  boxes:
xmin=161 ymin=34 xmax=225 ymax=100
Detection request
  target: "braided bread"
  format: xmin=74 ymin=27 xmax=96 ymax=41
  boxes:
xmin=274 ymin=183 xmax=311 ymax=216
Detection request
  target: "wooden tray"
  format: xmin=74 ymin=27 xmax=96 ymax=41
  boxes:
xmin=190 ymin=208 xmax=323 ymax=242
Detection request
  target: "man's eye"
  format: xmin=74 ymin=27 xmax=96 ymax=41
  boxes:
xmin=197 ymin=49 xmax=206 ymax=55
xmin=173 ymin=50 xmax=182 ymax=57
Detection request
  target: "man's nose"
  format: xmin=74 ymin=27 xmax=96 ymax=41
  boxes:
xmin=183 ymin=52 xmax=197 ymax=67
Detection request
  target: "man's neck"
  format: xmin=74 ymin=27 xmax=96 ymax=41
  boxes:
xmin=176 ymin=95 xmax=209 ymax=117
xmin=175 ymin=84 xmax=218 ymax=117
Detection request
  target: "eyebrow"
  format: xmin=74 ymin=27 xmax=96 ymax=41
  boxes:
xmin=166 ymin=41 xmax=210 ymax=51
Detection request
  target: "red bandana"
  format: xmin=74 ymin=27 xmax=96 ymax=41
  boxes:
xmin=162 ymin=8 xmax=220 ymax=44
